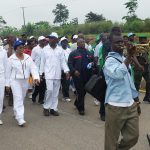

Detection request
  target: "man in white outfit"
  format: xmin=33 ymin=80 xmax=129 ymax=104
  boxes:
xmin=40 ymin=32 xmax=69 ymax=116
xmin=31 ymin=36 xmax=46 ymax=104
xmin=0 ymin=47 xmax=8 ymax=125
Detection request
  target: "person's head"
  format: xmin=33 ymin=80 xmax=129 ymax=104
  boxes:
xmin=110 ymin=27 xmax=122 ymax=35
xmin=128 ymin=32 xmax=135 ymax=42
xmin=77 ymin=38 xmax=85 ymax=49
xmin=109 ymin=27 xmax=122 ymax=42
xmin=60 ymin=37 xmax=68 ymax=49
xmin=123 ymin=35 xmax=129 ymax=45
xmin=7 ymin=35 xmax=15 ymax=45
xmin=139 ymin=35 xmax=147 ymax=44
xmin=13 ymin=40 xmax=24 ymax=54
xmin=72 ymin=34 xmax=78 ymax=43
xmin=48 ymin=32 xmax=58 ymax=47
xmin=26 ymin=39 xmax=36 ymax=50
xmin=38 ymin=36 xmax=45 ymax=47
xmin=101 ymin=33 xmax=108 ymax=43
xmin=21 ymin=33 xmax=27 ymax=43
xmin=111 ymin=35 xmax=124 ymax=55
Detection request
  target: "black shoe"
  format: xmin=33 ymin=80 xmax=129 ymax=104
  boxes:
xmin=38 ymin=101 xmax=44 ymax=104
xmin=143 ymin=96 xmax=150 ymax=102
xmin=32 ymin=98 xmax=36 ymax=103
xmin=79 ymin=110 xmax=85 ymax=115
xmin=3 ymin=105 xmax=6 ymax=110
xmin=100 ymin=115 xmax=105 ymax=121
xmin=50 ymin=109 xmax=59 ymax=116
xmin=74 ymin=91 xmax=77 ymax=95
xmin=147 ymin=133 xmax=150 ymax=146
xmin=43 ymin=109 xmax=50 ymax=116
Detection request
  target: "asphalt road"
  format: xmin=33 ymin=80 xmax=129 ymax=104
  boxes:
xmin=0 ymin=92 xmax=149 ymax=150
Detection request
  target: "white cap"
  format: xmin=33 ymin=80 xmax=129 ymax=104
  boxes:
xmin=29 ymin=36 xmax=35 ymax=39
xmin=48 ymin=32 xmax=58 ymax=38
xmin=38 ymin=36 xmax=45 ymax=42
xmin=60 ymin=37 xmax=68 ymax=42
xmin=73 ymin=35 xmax=78 ymax=39
xmin=128 ymin=32 xmax=135 ymax=37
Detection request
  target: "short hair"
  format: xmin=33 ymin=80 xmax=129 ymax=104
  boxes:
xmin=109 ymin=27 xmax=122 ymax=42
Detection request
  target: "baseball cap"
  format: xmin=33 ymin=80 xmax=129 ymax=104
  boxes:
xmin=38 ymin=36 xmax=45 ymax=42
xmin=73 ymin=35 xmax=78 ymax=39
xmin=13 ymin=40 xmax=24 ymax=50
xmin=60 ymin=37 xmax=68 ymax=42
xmin=29 ymin=36 xmax=35 ymax=39
xmin=48 ymin=32 xmax=58 ymax=38
xmin=128 ymin=32 xmax=135 ymax=37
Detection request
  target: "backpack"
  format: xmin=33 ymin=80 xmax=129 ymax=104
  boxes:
xmin=84 ymin=56 xmax=122 ymax=101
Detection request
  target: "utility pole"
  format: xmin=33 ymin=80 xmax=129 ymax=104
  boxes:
xmin=20 ymin=7 xmax=26 ymax=26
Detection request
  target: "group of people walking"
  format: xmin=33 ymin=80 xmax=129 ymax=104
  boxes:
xmin=0 ymin=26 xmax=150 ymax=149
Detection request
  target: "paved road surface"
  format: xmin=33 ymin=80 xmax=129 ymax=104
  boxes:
xmin=0 ymin=92 xmax=149 ymax=150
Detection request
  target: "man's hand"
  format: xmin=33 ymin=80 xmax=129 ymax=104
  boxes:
xmin=66 ymin=72 xmax=70 ymax=80
xmin=74 ymin=70 xmax=80 ymax=77
xmin=5 ymin=86 xmax=11 ymax=93
xmin=33 ymin=79 xmax=40 ymax=86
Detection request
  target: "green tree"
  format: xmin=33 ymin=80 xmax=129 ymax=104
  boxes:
xmin=21 ymin=23 xmax=36 ymax=36
xmin=0 ymin=16 xmax=6 ymax=28
xmin=52 ymin=3 xmax=69 ymax=25
xmin=85 ymin=12 xmax=106 ymax=23
xmin=70 ymin=18 xmax=78 ymax=25
xmin=122 ymin=0 xmax=138 ymax=22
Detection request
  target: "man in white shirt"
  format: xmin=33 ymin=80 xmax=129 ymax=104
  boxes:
xmin=0 ymin=47 xmax=8 ymax=125
xmin=31 ymin=36 xmax=46 ymax=104
xmin=40 ymin=32 xmax=69 ymax=116
xmin=60 ymin=37 xmax=71 ymax=102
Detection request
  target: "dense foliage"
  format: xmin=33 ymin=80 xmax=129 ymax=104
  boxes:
xmin=0 ymin=19 xmax=150 ymax=37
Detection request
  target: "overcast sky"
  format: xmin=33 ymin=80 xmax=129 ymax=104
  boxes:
xmin=0 ymin=0 xmax=149 ymax=28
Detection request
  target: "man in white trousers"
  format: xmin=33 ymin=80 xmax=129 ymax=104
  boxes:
xmin=0 ymin=47 xmax=8 ymax=125
xmin=40 ymin=32 xmax=69 ymax=116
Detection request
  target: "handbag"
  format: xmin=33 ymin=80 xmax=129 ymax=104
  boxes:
xmin=84 ymin=71 xmax=106 ymax=101
xmin=85 ymin=56 xmax=122 ymax=101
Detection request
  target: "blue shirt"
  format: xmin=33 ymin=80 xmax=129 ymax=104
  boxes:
xmin=103 ymin=52 xmax=138 ymax=104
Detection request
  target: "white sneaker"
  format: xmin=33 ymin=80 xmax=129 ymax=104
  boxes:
xmin=28 ymin=93 xmax=32 ymax=99
xmin=66 ymin=98 xmax=71 ymax=102
xmin=0 ymin=120 xmax=3 ymax=125
xmin=94 ymin=99 xmax=100 ymax=106
xmin=18 ymin=119 xmax=26 ymax=127
xmin=62 ymin=97 xmax=71 ymax=102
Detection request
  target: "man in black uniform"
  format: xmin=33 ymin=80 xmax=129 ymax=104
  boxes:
xmin=68 ymin=38 xmax=95 ymax=115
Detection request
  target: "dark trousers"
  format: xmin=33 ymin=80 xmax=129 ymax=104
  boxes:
xmin=73 ymin=76 xmax=87 ymax=111
xmin=134 ymin=65 xmax=150 ymax=99
xmin=99 ymin=99 xmax=105 ymax=116
xmin=32 ymin=79 xmax=46 ymax=103
xmin=61 ymin=72 xmax=70 ymax=98
xmin=8 ymin=89 xmax=13 ymax=106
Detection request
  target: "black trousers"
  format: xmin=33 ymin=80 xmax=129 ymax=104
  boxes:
xmin=32 ymin=79 xmax=46 ymax=103
xmin=8 ymin=90 xmax=13 ymax=106
xmin=61 ymin=72 xmax=70 ymax=98
xmin=73 ymin=76 xmax=87 ymax=111
xmin=134 ymin=64 xmax=150 ymax=99
xmin=99 ymin=99 xmax=105 ymax=116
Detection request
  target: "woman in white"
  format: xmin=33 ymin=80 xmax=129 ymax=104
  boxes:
xmin=0 ymin=47 xmax=8 ymax=125
xmin=6 ymin=40 xmax=40 ymax=127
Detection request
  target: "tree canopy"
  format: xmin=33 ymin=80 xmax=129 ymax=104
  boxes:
xmin=52 ymin=3 xmax=69 ymax=25
xmin=85 ymin=12 xmax=106 ymax=23
xmin=122 ymin=0 xmax=138 ymax=22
